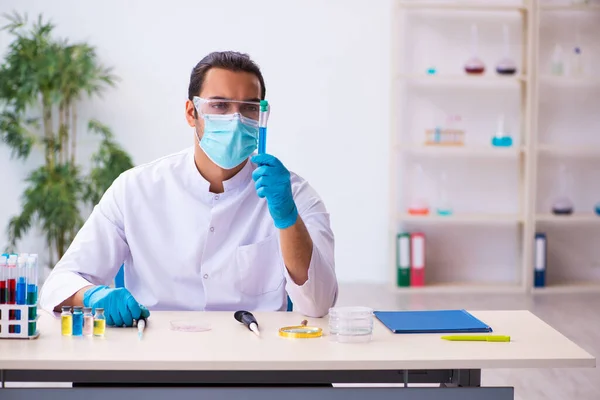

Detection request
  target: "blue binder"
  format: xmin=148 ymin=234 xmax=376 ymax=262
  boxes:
xmin=374 ymin=309 xmax=493 ymax=334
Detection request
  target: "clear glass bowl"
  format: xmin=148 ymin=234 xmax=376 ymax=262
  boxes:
xmin=328 ymin=306 xmax=374 ymax=343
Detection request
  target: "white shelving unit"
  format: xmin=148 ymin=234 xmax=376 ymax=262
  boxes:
xmin=399 ymin=213 xmax=524 ymax=224
xmin=397 ymin=1 xmax=529 ymax=11
xmin=538 ymin=144 xmax=600 ymax=157
xmin=532 ymin=0 xmax=600 ymax=293
xmin=390 ymin=0 xmax=536 ymax=294
xmin=398 ymin=144 xmax=526 ymax=157
xmin=391 ymin=0 xmax=599 ymax=294
xmin=536 ymin=214 xmax=600 ymax=223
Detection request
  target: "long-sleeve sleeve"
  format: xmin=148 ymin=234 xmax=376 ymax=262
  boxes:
xmin=283 ymin=177 xmax=338 ymax=318
xmin=39 ymin=175 xmax=130 ymax=313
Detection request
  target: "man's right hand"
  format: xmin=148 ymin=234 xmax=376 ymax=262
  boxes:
xmin=83 ymin=286 xmax=150 ymax=327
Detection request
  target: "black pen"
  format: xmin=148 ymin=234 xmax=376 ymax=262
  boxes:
xmin=234 ymin=311 xmax=260 ymax=337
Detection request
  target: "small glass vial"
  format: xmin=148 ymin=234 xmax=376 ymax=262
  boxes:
xmin=72 ymin=306 xmax=83 ymax=336
xmin=93 ymin=308 xmax=106 ymax=337
xmin=83 ymin=307 xmax=94 ymax=336
xmin=61 ymin=306 xmax=72 ymax=336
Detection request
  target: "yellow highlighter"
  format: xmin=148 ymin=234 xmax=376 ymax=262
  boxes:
xmin=442 ymin=335 xmax=511 ymax=342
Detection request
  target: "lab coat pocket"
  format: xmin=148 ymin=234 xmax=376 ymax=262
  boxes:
xmin=236 ymin=235 xmax=285 ymax=296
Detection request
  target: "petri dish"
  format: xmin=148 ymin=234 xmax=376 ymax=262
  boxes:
xmin=170 ymin=319 xmax=211 ymax=332
xmin=328 ymin=306 xmax=374 ymax=343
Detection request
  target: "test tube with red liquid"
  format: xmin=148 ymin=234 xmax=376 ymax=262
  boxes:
xmin=7 ymin=254 xmax=17 ymax=333
xmin=0 ymin=254 xmax=7 ymax=304
xmin=7 ymin=254 xmax=17 ymax=305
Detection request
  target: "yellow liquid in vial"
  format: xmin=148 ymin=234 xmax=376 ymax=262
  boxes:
xmin=94 ymin=319 xmax=106 ymax=336
xmin=61 ymin=315 xmax=73 ymax=336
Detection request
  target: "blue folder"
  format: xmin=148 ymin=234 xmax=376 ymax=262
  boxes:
xmin=374 ymin=309 xmax=493 ymax=334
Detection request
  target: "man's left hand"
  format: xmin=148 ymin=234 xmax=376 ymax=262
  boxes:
xmin=251 ymin=154 xmax=298 ymax=229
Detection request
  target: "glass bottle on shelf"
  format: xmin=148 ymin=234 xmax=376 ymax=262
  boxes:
xmin=491 ymin=114 xmax=513 ymax=147
xmin=551 ymin=163 xmax=574 ymax=215
xmin=570 ymin=46 xmax=584 ymax=78
xmin=551 ymin=44 xmax=564 ymax=76
xmin=464 ymin=24 xmax=485 ymax=75
xmin=408 ymin=164 xmax=430 ymax=216
xmin=436 ymin=171 xmax=453 ymax=216
xmin=496 ymin=24 xmax=517 ymax=75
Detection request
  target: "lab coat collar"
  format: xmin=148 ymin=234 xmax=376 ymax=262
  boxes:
xmin=223 ymin=158 xmax=253 ymax=192
xmin=185 ymin=147 xmax=253 ymax=201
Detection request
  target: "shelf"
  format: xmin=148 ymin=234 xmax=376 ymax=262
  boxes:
xmin=532 ymin=283 xmax=600 ymax=294
xmin=395 ymin=282 xmax=523 ymax=294
xmin=540 ymin=4 xmax=600 ymax=11
xmin=539 ymin=75 xmax=600 ymax=86
xmin=398 ymin=145 xmax=524 ymax=157
xmin=398 ymin=74 xmax=526 ymax=86
xmin=398 ymin=213 xmax=523 ymax=224
xmin=536 ymin=214 xmax=600 ymax=223
xmin=397 ymin=1 xmax=527 ymax=12
xmin=538 ymin=144 xmax=600 ymax=157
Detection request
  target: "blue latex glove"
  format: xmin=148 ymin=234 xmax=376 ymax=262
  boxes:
xmin=251 ymin=154 xmax=298 ymax=229
xmin=83 ymin=285 xmax=150 ymax=327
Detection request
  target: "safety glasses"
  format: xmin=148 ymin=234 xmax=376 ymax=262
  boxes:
xmin=193 ymin=96 xmax=261 ymax=121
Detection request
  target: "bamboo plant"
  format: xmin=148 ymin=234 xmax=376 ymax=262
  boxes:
xmin=0 ymin=12 xmax=134 ymax=265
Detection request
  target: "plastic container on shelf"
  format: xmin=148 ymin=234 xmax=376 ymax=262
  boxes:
xmin=496 ymin=25 xmax=517 ymax=76
xmin=551 ymin=164 xmax=574 ymax=215
xmin=408 ymin=164 xmax=430 ymax=215
xmin=328 ymin=306 xmax=374 ymax=343
xmin=464 ymin=24 xmax=485 ymax=75
xmin=436 ymin=171 xmax=453 ymax=216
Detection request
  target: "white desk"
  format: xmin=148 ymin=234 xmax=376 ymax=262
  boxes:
xmin=0 ymin=310 xmax=595 ymax=400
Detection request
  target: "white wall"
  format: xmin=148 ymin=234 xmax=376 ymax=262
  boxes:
xmin=0 ymin=0 xmax=392 ymax=282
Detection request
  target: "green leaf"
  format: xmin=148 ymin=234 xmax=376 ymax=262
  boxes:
xmin=84 ymin=120 xmax=134 ymax=205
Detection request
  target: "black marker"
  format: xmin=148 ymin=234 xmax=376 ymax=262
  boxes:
xmin=234 ymin=310 xmax=260 ymax=337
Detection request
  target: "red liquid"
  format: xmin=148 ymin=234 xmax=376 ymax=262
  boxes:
xmin=7 ymin=278 xmax=16 ymax=304
xmin=0 ymin=281 xmax=6 ymax=304
xmin=465 ymin=66 xmax=485 ymax=74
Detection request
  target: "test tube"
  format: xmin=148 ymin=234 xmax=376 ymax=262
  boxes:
xmin=7 ymin=254 xmax=17 ymax=304
xmin=16 ymin=254 xmax=27 ymax=305
xmin=0 ymin=254 xmax=7 ymax=305
xmin=258 ymin=100 xmax=269 ymax=154
xmin=27 ymin=255 xmax=38 ymax=321
xmin=7 ymin=254 xmax=17 ymax=333
xmin=26 ymin=255 xmax=38 ymax=303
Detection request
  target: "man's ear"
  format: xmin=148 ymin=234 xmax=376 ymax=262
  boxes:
xmin=185 ymin=99 xmax=196 ymax=128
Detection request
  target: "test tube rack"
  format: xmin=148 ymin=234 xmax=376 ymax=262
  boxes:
xmin=424 ymin=129 xmax=465 ymax=146
xmin=0 ymin=304 xmax=39 ymax=339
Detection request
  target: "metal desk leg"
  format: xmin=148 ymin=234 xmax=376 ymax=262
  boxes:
xmin=440 ymin=369 xmax=481 ymax=388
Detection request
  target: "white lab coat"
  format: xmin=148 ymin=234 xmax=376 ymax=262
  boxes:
xmin=40 ymin=147 xmax=338 ymax=317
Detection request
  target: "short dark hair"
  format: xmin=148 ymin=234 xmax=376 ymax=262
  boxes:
xmin=187 ymin=51 xmax=266 ymax=103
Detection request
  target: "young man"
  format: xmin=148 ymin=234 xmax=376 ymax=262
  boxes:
xmin=40 ymin=51 xmax=338 ymax=325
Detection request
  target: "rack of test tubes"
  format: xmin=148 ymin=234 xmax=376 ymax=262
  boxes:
xmin=0 ymin=252 xmax=40 ymax=339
